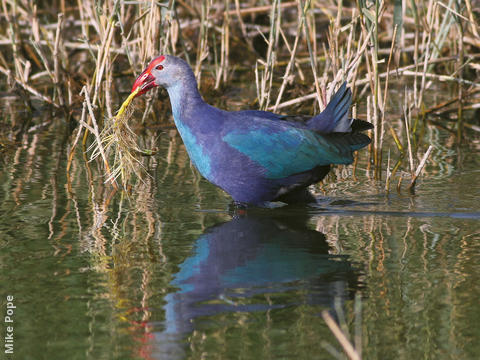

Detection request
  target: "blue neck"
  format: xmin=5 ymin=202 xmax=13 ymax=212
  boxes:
xmin=166 ymin=74 xmax=213 ymax=178
xmin=166 ymin=75 xmax=204 ymax=125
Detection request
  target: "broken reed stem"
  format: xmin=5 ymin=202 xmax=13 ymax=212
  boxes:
xmin=408 ymin=145 xmax=434 ymax=193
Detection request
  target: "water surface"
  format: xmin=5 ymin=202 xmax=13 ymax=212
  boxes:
xmin=1 ymin=100 xmax=479 ymax=360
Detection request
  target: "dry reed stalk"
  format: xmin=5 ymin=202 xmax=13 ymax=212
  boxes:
xmin=222 ymin=0 xmax=231 ymax=85
xmin=0 ymin=64 xmax=60 ymax=108
xmin=89 ymin=86 xmax=147 ymax=188
xmin=376 ymin=24 xmax=398 ymax=180
xmin=354 ymin=56 xmax=458 ymax=86
xmin=416 ymin=1 xmax=435 ymax=110
xmin=146 ymin=0 xmax=160 ymax=59
xmin=214 ymin=2 xmax=230 ymax=89
xmin=389 ymin=127 xmax=404 ymax=153
xmin=2 ymin=0 xmax=21 ymax=80
xmin=224 ymin=1 xmax=297 ymax=16
xmin=2 ymin=0 xmax=480 ymax=196
xmin=400 ymin=71 xmax=480 ymax=87
xmin=385 ymin=149 xmax=391 ymax=191
xmin=367 ymin=0 xmax=385 ymax=179
xmin=233 ymin=0 xmax=255 ymax=52
xmin=272 ymin=1 xmax=304 ymax=112
xmin=92 ymin=19 xmax=116 ymax=104
xmin=81 ymin=86 xmax=113 ymax=181
xmin=194 ymin=0 xmax=212 ymax=83
xmin=386 ymin=158 xmax=403 ymax=193
xmin=53 ymin=13 xmax=65 ymax=108
xmin=465 ymin=0 xmax=480 ymax=38
xmin=408 ymin=145 xmax=434 ymax=193
xmin=454 ymin=1 xmax=465 ymax=141
xmin=366 ymin=95 xmax=372 ymax=176
xmin=105 ymin=55 xmax=114 ymax=120
xmin=269 ymin=91 xmax=317 ymax=110
xmin=82 ymin=21 xmax=115 ymax=145
xmin=255 ymin=0 xmax=280 ymax=110
xmin=270 ymin=3 xmax=372 ymax=111
xmin=403 ymin=89 xmax=415 ymax=175
xmin=4 ymin=2 xmax=72 ymax=112
xmin=300 ymin=0 xmax=324 ymax=110
xmin=411 ymin=0 xmax=420 ymax=105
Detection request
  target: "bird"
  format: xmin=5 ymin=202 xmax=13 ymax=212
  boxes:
xmin=131 ymin=55 xmax=373 ymax=206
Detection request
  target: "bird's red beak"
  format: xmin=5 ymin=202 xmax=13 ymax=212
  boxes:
xmin=131 ymin=55 xmax=165 ymax=97
xmin=131 ymin=69 xmax=157 ymax=97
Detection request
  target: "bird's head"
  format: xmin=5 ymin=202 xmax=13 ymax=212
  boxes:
xmin=131 ymin=55 xmax=191 ymax=97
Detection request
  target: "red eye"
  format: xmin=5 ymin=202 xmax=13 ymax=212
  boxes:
xmin=156 ymin=64 xmax=164 ymax=70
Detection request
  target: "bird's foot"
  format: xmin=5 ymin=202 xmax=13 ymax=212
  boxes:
xmin=228 ymin=201 xmax=249 ymax=217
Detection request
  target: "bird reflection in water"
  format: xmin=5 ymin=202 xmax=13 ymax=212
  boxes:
xmin=150 ymin=209 xmax=361 ymax=358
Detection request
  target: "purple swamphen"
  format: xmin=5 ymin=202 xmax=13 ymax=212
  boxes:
xmin=131 ymin=55 xmax=372 ymax=206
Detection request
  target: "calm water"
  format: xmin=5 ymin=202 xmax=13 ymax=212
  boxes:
xmin=1 ymin=100 xmax=479 ymax=360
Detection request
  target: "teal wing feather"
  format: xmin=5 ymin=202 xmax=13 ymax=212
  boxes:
xmin=222 ymin=122 xmax=367 ymax=179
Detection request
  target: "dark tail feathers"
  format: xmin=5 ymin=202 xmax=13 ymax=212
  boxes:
xmin=307 ymin=82 xmax=353 ymax=133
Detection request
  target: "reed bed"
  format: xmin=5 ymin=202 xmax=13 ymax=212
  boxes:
xmin=1 ymin=0 xmax=479 ymax=190
xmin=2 ymin=3 xmax=478 ymax=358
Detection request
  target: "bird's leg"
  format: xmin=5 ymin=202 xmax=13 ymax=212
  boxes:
xmin=228 ymin=201 xmax=249 ymax=217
